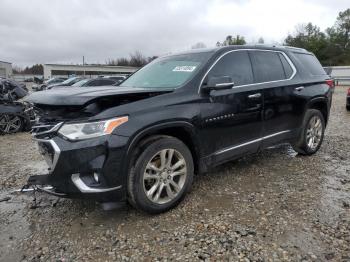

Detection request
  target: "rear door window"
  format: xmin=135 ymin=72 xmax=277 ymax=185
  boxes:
xmin=251 ymin=51 xmax=286 ymax=82
xmin=206 ymin=51 xmax=254 ymax=86
xmin=293 ymin=53 xmax=326 ymax=76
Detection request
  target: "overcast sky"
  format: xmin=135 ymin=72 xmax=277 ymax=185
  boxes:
xmin=0 ymin=0 xmax=348 ymax=67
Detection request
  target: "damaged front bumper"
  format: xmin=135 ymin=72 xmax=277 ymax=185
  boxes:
xmin=28 ymin=125 xmax=130 ymax=202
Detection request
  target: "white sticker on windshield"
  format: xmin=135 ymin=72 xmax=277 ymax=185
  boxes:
xmin=173 ymin=66 xmax=197 ymax=72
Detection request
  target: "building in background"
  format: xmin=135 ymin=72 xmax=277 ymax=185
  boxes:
xmin=43 ymin=64 xmax=138 ymax=79
xmin=0 ymin=61 xmax=12 ymax=78
xmin=324 ymin=66 xmax=350 ymax=86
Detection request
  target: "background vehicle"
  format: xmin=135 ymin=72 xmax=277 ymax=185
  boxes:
xmin=0 ymin=78 xmax=28 ymax=98
xmin=46 ymin=77 xmax=85 ymax=90
xmin=27 ymin=46 xmax=333 ymax=214
xmin=347 ymin=88 xmax=350 ymax=111
xmin=4 ymin=78 xmax=28 ymax=92
xmin=34 ymin=76 xmax=44 ymax=84
xmin=0 ymin=79 xmax=33 ymax=134
xmin=32 ymin=77 xmax=67 ymax=91
xmin=103 ymin=75 xmax=127 ymax=84
xmin=70 ymin=77 xmax=119 ymax=88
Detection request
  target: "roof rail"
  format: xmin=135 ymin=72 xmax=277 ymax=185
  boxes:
xmin=252 ymin=44 xmax=307 ymax=52
xmin=279 ymin=45 xmax=307 ymax=52
xmin=253 ymin=44 xmax=277 ymax=48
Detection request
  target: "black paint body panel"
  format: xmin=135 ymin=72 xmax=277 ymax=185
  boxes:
xmin=27 ymin=45 xmax=333 ymax=201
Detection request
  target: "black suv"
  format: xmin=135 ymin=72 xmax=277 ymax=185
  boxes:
xmin=26 ymin=46 xmax=333 ymax=213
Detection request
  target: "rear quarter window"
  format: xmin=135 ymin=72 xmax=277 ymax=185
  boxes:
xmin=278 ymin=53 xmax=294 ymax=79
xmin=293 ymin=53 xmax=326 ymax=76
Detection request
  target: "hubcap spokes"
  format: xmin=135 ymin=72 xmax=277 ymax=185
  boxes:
xmin=0 ymin=115 xmax=21 ymax=134
xmin=143 ymin=149 xmax=187 ymax=204
xmin=306 ymin=116 xmax=322 ymax=150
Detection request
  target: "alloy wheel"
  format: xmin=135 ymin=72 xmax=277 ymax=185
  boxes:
xmin=306 ymin=115 xmax=323 ymax=150
xmin=0 ymin=114 xmax=22 ymax=134
xmin=143 ymin=149 xmax=187 ymax=205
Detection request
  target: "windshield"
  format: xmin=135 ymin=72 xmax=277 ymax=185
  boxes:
xmin=120 ymin=52 xmax=212 ymax=89
xmin=61 ymin=77 xmax=80 ymax=85
xmin=72 ymin=79 xmax=89 ymax=87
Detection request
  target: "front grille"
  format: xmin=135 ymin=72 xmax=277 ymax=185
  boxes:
xmin=32 ymin=124 xmax=56 ymax=134
xmin=38 ymin=141 xmax=55 ymax=167
xmin=32 ymin=122 xmax=62 ymax=171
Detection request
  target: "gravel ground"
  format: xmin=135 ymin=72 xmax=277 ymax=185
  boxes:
xmin=0 ymin=87 xmax=349 ymax=261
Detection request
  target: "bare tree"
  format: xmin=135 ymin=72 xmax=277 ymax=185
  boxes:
xmin=107 ymin=52 xmax=157 ymax=67
xmin=220 ymin=35 xmax=246 ymax=46
xmin=12 ymin=65 xmax=23 ymax=74
xmin=116 ymin=58 xmax=130 ymax=66
xmin=258 ymin=37 xmax=265 ymax=44
xmin=147 ymin=56 xmax=158 ymax=63
xmin=192 ymin=42 xmax=207 ymax=49
xmin=129 ymin=51 xmax=148 ymax=67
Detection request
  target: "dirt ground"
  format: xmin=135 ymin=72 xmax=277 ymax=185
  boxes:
xmin=0 ymin=87 xmax=349 ymax=262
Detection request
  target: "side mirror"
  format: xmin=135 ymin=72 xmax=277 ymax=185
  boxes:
xmin=203 ymin=76 xmax=234 ymax=91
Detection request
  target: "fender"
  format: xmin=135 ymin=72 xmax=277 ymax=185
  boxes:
xmin=306 ymin=96 xmax=329 ymax=107
xmin=126 ymin=120 xmax=199 ymax=157
xmin=113 ymin=120 xmax=201 ymax=183
xmin=0 ymin=103 xmax=25 ymax=114
xmin=306 ymin=96 xmax=330 ymax=121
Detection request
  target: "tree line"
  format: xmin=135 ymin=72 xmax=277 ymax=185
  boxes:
xmin=13 ymin=64 xmax=44 ymax=75
xmin=284 ymin=8 xmax=350 ymax=66
xmin=214 ymin=8 xmax=350 ymax=66
xmin=13 ymin=52 xmax=157 ymax=74
xmin=106 ymin=51 xmax=158 ymax=67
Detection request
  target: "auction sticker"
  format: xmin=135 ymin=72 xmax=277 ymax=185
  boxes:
xmin=173 ymin=66 xmax=197 ymax=72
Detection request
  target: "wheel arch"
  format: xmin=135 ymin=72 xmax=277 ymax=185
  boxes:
xmin=126 ymin=121 xmax=201 ymax=175
xmin=306 ymin=97 xmax=329 ymax=125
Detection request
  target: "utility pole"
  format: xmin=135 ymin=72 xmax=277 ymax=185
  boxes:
xmin=83 ymin=56 xmax=85 ymax=76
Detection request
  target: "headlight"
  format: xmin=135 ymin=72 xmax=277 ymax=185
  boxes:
xmin=58 ymin=116 xmax=128 ymax=140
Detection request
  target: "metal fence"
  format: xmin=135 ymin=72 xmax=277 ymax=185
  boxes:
xmin=324 ymin=66 xmax=350 ymax=86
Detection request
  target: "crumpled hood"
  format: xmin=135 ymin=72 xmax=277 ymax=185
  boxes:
xmin=26 ymin=86 xmax=173 ymax=106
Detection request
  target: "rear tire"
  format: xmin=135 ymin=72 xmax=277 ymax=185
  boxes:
xmin=292 ymin=109 xmax=325 ymax=155
xmin=127 ymin=136 xmax=194 ymax=214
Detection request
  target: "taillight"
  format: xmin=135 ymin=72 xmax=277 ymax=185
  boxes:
xmin=326 ymin=79 xmax=335 ymax=88
xmin=347 ymin=88 xmax=350 ymax=96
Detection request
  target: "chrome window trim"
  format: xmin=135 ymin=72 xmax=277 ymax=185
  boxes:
xmin=198 ymin=49 xmax=297 ymax=94
xmin=215 ymin=130 xmax=291 ymax=156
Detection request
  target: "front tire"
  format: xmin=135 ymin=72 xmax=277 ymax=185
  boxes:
xmin=292 ymin=109 xmax=325 ymax=155
xmin=347 ymin=105 xmax=350 ymax=111
xmin=127 ymin=136 xmax=194 ymax=214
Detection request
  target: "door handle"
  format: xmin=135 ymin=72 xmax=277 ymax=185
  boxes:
xmin=248 ymin=93 xmax=261 ymax=99
xmin=295 ymin=86 xmax=304 ymax=91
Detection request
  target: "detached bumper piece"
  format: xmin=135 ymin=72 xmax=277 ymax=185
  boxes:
xmin=27 ymin=174 xmax=50 ymax=185
xmin=25 ymin=174 xmax=67 ymax=197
